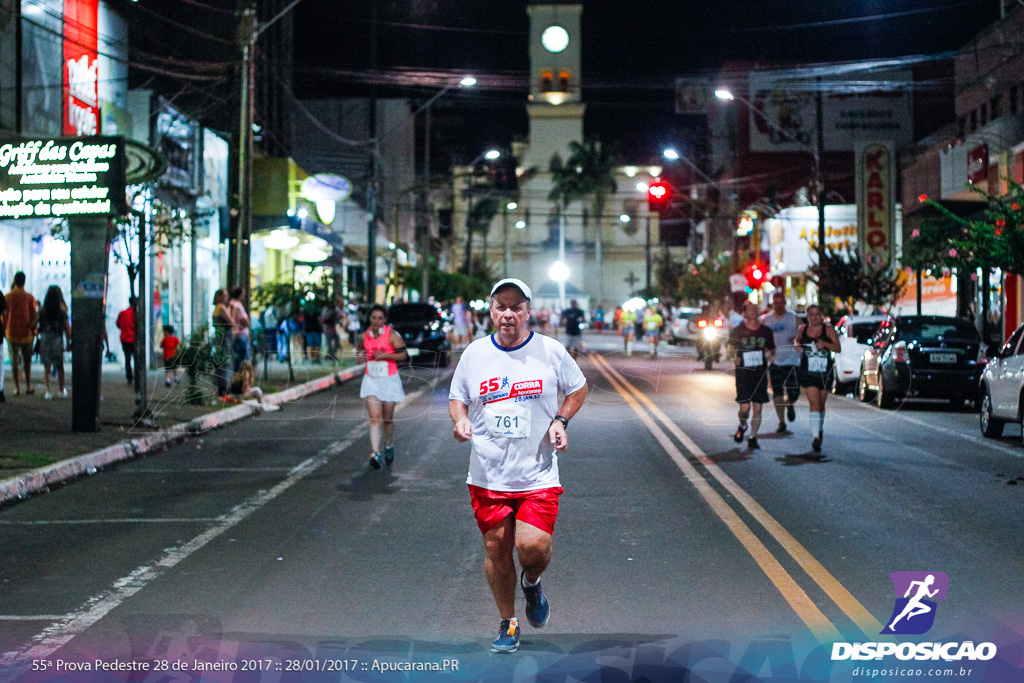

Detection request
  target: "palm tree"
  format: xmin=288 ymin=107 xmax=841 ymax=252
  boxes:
xmin=462 ymin=196 xmax=500 ymax=274
xmin=562 ymin=140 xmax=619 ymax=306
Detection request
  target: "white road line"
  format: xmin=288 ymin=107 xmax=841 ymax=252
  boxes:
xmin=0 ymin=519 xmax=222 ymax=525
xmin=0 ymin=382 xmax=438 ymax=674
xmin=833 ymin=395 xmax=1024 ymax=459
xmin=117 ymin=468 xmax=296 ymax=473
xmin=0 ymin=616 xmax=69 ymax=622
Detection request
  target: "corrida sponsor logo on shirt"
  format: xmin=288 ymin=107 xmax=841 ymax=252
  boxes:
xmin=479 ymin=376 xmax=543 ymax=403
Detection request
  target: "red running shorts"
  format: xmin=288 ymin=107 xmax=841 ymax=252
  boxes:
xmin=468 ymin=485 xmax=564 ymax=535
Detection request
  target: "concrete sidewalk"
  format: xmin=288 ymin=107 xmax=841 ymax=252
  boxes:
xmin=0 ymin=351 xmax=362 ymax=505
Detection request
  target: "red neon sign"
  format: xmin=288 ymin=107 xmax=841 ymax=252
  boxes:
xmin=63 ymin=0 xmax=99 ymax=136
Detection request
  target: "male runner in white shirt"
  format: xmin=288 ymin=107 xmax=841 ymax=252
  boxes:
xmin=449 ymin=278 xmax=588 ymax=654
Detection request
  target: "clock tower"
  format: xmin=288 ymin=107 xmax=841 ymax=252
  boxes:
xmin=523 ymin=3 xmax=583 ymax=170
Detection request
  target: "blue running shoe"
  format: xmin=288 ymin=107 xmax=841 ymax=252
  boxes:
xmin=384 ymin=446 xmax=395 ymax=464
xmin=369 ymin=452 xmax=383 ymax=469
xmin=491 ymin=618 xmax=520 ymax=653
xmin=521 ymin=571 xmax=550 ymax=628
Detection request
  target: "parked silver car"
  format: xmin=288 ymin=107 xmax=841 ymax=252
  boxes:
xmin=832 ymin=314 xmax=885 ymax=394
xmin=979 ymin=322 xmax=1024 ymax=439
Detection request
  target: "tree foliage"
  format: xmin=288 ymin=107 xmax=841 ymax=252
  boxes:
xmin=667 ymin=252 xmax=733 ymax=307
xmin=400 ymin=265 xmax=491 ymax=302
xmin=809 ymin=248 xmax=904 ymax=313
xmin=903 ymin=181 xmax=1024 ymax=275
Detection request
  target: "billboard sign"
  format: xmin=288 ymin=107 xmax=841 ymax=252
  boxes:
xmin=63 ymin=0 xmax=100 ymax=136
xmin=0 ymin=136 xmax=127 ymax=219
xmin=856 ymin=141 xmax=896 ymax=272
xmin=747 ymin=71 xmax=913 ymax=153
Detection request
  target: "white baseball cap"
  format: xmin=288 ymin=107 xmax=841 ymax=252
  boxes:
xmin=490 ymin=278 xmax=532 ymax=301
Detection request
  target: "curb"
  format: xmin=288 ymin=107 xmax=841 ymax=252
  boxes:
xmin=0 ymin=364 xmax=365 ymax=506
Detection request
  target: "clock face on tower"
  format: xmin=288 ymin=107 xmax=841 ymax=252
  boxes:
xmin=541 ymin=25 xmax=569 ymax=53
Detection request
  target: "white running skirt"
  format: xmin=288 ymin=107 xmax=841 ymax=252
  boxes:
xmin=359 ymin=372 xmax=406 ymax=403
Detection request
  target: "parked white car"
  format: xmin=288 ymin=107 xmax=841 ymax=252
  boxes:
xmin=832 ymin=314 xmax=885 ymax=394
xmin=979 ymin=322 xmax=1024 ymax=439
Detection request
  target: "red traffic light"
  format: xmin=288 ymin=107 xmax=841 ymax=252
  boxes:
xmin=744 ymin=262 xmax=768 ymax=289
xmin=647 ymin=181 xmax=670 ymax=212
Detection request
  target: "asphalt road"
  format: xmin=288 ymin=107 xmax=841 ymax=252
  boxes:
xmin=1 ymin=333 xmax=1022 ymax=682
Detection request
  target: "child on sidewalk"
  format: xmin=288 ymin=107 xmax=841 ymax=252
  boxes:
xmin=160 ymin=325 xmax=181 ymax=387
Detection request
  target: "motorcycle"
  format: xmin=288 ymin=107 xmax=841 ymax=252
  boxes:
xmin=695 ymin=317 xmax=724 ymax=370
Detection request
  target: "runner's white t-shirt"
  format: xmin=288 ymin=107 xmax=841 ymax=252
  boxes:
xmin=449 ymin=331 xmax=587 ymax=492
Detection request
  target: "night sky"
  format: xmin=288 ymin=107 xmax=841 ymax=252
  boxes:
xmin=293 ymin=0 xmax=1001 ymax=162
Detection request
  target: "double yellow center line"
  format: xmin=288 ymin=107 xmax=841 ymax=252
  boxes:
xmin=587 ymin=353 xmax=883 ymax=645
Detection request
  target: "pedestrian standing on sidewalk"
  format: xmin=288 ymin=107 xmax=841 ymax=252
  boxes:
xmin=160 ymin=324 xmax=181 ymax=387
xmin=304 ymin=302 xmax=323 ymax=363
xmin=3 ymin=272 xmax=38 ymax=396
xmin=211 ymin=289 xmax=234 ymax=397
xmin=322 ymin=299 xmax=342 ymax=360
xmin=728 ymin=300 xmax=775 ymax=450
xmin=115 ymin=296 xmax=136 ymax=384
xmin=37 ymin=285 xmax=71 ymax=400
xmin=449 ymin=278 xmax=588 ymax=654
xmin=358 ymin=304 xmax=408 ymax=469
xmin=346 ymin=297 xmax=362 ymax=348
xmin=0 ymin=288 xmax=6 ymax=402
xmin=228 ymin=287 xmax=251 ymax=373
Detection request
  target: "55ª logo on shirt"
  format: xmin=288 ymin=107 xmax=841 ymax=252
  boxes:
xmin=479 ymin=377 xmax=543 ymax=403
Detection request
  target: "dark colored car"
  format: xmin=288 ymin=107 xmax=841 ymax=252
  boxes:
xmin=857 ymin=315 xmax=984 ymax=409
xmin=387 ymin=303 xmax=452 ymax=367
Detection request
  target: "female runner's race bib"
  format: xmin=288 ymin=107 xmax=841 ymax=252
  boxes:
xmin=742 ymin=350 xmax=764 ymax=368
xmin=367 ymin=361 xmax=390 ymax=378
xmin=806 ymin=351 xmax=828 ymax=373
xmin=484 ymin=402 xmax=531 ymax=438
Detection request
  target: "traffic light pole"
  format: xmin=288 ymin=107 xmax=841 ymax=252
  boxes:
xmin=645 ymin=214 xmax=652 ymax=295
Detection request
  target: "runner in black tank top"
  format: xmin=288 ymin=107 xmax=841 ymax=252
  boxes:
xmin=795 ymin=304 xmax=841 ymax=453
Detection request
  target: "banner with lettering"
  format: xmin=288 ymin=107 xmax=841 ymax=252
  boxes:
xmin=64 ymin=0 xmax=100 ymax=136
xmin=0 ymin=137 xmax=127 ymax=219
xmin=855 ymin=141 xmax=896 ymax=272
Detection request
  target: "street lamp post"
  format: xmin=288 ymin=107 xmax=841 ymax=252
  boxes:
xmin=715 ymin=87 xmax=827 ymax=302
xmin=373 ymin=77 xmax=476 ymax=302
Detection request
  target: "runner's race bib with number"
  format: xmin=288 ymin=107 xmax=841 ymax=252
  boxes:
xmin=484 ymin=402 xmax=531 ymax=438
xmin=742 ymin=350 xmax=764 ymax=368
xmin=806 ymin=351 xmax=828 ymax=373
xmin=367 ymin=361 xmax=390 ymax=378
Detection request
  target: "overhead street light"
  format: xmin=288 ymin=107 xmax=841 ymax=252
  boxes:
xmin=381 ymin=75 xmax=478 ymax=302
xmin=715 ymin=85 xmax=827 ymax=304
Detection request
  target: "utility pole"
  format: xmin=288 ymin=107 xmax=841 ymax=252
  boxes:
xmin=421 ymin=105 xmax=431 ymax=299
xmin=645 ymin=214 xmax=652 ymax=295
xmin=365 ymin=3 xmax=378 ymax=304
xmin=229 ymin=3 xmax=256 ymax=295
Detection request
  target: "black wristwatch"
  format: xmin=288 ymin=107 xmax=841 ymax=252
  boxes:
xmin=551 ymin=415 xmax=569 ymax=430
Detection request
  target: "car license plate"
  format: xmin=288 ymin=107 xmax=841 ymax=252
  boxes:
xmin=929 ymin=353 xmax=957 ymax=364
xmin=407 ymin=348 xmax=420 ymax=357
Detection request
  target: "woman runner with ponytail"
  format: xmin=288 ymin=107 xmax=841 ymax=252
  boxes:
xmin=795 ymin=304 xmax=841 ymax=453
